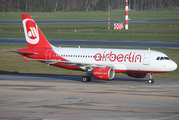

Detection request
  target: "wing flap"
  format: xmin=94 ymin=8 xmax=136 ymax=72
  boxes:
xmin=25 ymin=58 xmax=114 ymax=68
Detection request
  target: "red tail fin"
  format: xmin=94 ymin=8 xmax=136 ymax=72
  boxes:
xmin=21 ymin=14 xmax=51 ymax=48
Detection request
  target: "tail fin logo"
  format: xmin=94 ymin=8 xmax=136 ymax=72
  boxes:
xmin=28 ymin=27 xmax=37 ymax=38
xmin=23 ymin=19 xmax=39 ymax=44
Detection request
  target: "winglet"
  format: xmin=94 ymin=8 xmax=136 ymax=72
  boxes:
xmin=23 ymin=56 xmax=28 ymax=62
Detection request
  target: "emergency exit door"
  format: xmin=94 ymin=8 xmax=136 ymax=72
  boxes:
xmin=143 ymin=53 xmax=150 ymax=65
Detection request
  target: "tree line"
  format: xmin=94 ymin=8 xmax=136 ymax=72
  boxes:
xmin=0 ymin=0 xmax=178 ymax=12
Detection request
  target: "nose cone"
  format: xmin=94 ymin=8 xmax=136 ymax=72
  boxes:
xmin=170 ymin=61 xmax=178 ymax=71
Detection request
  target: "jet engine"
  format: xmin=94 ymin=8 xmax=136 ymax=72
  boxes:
xmin=93 ymin=67 xmax=115 ymax=80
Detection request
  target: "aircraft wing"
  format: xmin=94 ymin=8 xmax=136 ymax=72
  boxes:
xmin=27 ymin=58 xmax=114 ymax=68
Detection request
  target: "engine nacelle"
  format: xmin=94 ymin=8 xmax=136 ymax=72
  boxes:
xmin=126 ymin=72 xmax=147 ymax=78
xmin=93 ymin=67 xmax=115 ymax=80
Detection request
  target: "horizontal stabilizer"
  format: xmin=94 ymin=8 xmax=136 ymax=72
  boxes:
xmin=45 ymin=61 xmax=58 ymax=64
xmin=3 ymin=50 xmax=37 ymax=55
xmin=23 ymin=56 xmax=28 ymax=62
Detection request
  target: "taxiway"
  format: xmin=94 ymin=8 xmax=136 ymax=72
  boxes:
xmin=0 ymin=19 xmax=179 ymax=24
xmin=0 ymin=74 xmax=179 ymax=120
xmin=1 ymin=38 xmax=179 ymax=48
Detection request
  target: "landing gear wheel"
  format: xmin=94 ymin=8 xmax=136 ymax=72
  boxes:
xmin=82 ymin=76 xmax=91 ymax=82
xmin=148 ymin=79 xmax=154 ymax=84
xmin=148 ymin=73 xmax=154 ymax=84
xmin=87 ymin=76 xmax=91 ymax=82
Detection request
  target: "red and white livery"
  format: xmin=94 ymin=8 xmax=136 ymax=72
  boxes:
xmin=17 ymin=14 xmax=177 ymax=83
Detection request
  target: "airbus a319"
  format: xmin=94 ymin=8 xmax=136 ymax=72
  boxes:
xmin=7 ymin=14 xmax=177 ymax=83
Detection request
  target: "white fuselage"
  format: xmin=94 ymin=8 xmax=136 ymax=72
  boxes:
xmin=52 ymin=47 xmax=177 ymax=73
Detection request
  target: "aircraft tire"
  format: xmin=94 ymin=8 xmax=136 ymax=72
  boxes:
xmin=87 ymin=76 xmax=91 ymax=82
xmin=148 ymin=79 xmax=154 ymax=84
xmin=82 ymin=76 xmax=91 ymax=82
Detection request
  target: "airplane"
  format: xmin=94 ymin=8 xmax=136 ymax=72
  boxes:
xmin=7 ymin=14 xmax=178 ymax=83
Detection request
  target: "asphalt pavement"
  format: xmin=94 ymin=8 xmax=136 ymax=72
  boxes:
xmin=0 ymin=74 xmax=179 ymax=120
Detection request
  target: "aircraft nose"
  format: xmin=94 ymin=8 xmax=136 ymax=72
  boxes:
xmin=170 ymin=61 xmax=177 ymax=71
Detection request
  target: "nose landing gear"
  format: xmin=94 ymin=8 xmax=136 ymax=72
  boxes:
xmin=148 ymin=73 xmax=154 ymax=84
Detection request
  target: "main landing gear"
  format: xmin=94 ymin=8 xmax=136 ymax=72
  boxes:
xmin=82 ymin=76 xmax=91 ymax=82
xmin=82 ymin=67 xmax=92 ymax=82
xmin=148 ymin=73 xmax=154 ymax=84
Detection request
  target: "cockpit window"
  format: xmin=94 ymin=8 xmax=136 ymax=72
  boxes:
xmin=156 ymin=57 xmax=160 ymax=60
xmin=164 ymin=57 xmax=170 ymax=60
xmin=156 ymin=57 xmax=170 ymax=60
xmin=160 ymin=57 xmax=164 ymax=60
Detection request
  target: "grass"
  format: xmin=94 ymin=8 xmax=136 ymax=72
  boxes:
xmin=0 ymin=11 xmax=179 ymax=21
xmin=0 ymin=44 xmax=178 ymax=79
xmin=0 ymin=22 xmax=179 ymax=41
xmin=0 ymin=11 xmax=179 ymax=41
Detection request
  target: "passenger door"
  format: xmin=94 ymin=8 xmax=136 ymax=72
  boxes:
xmin=46 ymin=49 xmax=52 ymax=60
